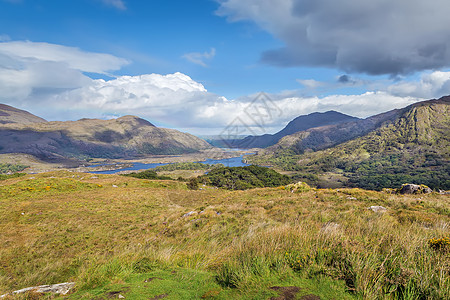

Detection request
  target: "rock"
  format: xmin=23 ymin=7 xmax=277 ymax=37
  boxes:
xmin=0 ymin=282 xmax=75 ymax=298
xmin=368 ymin=206 xmax=387 ymax=213
xmin=118 ymin=294 xmax=125 ymax=299
xmin=182 ymin=211 xmax=196 ymax=217
xmin=90 ymin=176 xmax=98 ymax=179
xmin=286 ymin=181 xmax=311 ymax=193
xmin=112 ymin=184 xmax=118 ymax=188
xmin=400 ymin=184 xmax=432 ymax=194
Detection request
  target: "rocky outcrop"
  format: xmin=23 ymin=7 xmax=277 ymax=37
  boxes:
xmin=0 ymin=282 xmax=75 ymax=298
xmin=399 ymin=184 xmax=432 ymax=194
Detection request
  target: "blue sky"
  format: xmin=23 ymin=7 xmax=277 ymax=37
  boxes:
xmin=1 ymin=0 xmax=450 ymax=134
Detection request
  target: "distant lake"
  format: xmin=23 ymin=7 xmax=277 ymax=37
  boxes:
xmin=88 ymin=154 xmax=251 ymax=174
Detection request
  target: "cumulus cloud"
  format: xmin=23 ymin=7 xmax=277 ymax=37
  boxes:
xmin=0 ymin=40 xmax=129 ymax=102
xmin=217 ymin=0 xmax=450 ymax=75
xmin=1 ymin=40 xmax=448 ymax=135
xmin=183 ymin=48 xmax=216 ymax=67
xmin=388 ymin=71 xmax=450 ymax=99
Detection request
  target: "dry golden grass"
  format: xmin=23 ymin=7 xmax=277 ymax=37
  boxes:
xmin=0 ymin=171 xmax=448 ymax=299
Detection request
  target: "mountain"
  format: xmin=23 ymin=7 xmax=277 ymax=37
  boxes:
xmin=270 ymin=109 xmax=399 ymax=153
xmin=0 ymin=106 xmax=211 ymax=161
xmin=0 ymin=104 xmax=47 ymax=124
xmin=250 ymin=96 xmax=450 ymax=190
xmin=220 ymin=111 xmax=359 ymax=148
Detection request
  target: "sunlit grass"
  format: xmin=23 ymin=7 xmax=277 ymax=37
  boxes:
xmin=0 ymin=171 xmax=448 ymax=299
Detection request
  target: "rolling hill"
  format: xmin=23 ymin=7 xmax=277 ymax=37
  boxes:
xmin=0 ymin=105 xmax=211 ymax=161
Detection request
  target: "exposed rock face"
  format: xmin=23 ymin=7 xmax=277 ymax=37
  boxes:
xmin=0 ymin=282 xmax=75 ymax=298
xmin=400 ymin=184 xmax=432 ymax=194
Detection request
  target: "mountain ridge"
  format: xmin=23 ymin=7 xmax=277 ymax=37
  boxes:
xmin=249 ymin=96 xmax=450 ymax=190
xmin=0 ymin=106 xmax=211 ymax=161
xmin=0 ymin=104 xmax=47 ymax=124
xmin=216 ymin=110 xmax=359 ymax=148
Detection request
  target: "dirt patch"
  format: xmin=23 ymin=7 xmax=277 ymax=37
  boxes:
xmin=106 ymin=291 xmax=124 ymax=298
xmin=144 ymin=277 xmax=162 ymax=282
xmin=300 ymin=295 xmax=321 ymax=300
xmin=201 ymin=289 xmax=221 ymax=298
xmin=269 ymin=286 xmax=301 ymax=300
xmin=149 ymin=294 xmax=168 ymax=300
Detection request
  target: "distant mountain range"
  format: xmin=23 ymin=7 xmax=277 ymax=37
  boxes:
xmin=250 ymin=96 xmax=450 ymax=190
xmin=0 ymin=105 xmax=210 ymax=162
xmin=208 ymin=111 xmax=359 ymax=148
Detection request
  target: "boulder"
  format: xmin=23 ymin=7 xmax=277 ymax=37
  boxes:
xmin=400 ymin=184 xmax=432 ymax=194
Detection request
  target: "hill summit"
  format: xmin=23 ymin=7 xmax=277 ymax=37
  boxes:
xmin=0 ymin=104 xmax=47 ymax=124
xmin=0 ymin=105 xmax=211 ymax=161
xmin=221 ymin=110 xmax=359 ymax=148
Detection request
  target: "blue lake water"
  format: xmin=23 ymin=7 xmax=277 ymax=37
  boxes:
xmin=88 ymin=154 xmax=251 ymax=174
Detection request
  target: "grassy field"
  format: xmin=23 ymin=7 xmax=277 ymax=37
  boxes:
xmin=0 ymin=172 xmax=448 ymax=299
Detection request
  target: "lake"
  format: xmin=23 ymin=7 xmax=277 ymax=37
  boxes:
xmin=88 ymin=154 xmax=251 ymax=174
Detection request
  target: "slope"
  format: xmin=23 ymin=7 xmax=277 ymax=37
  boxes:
xmin=0 ymin=104 xmax=47 ymax=124
xmin=0 ymin=107 xmax=211 ymax=160
xmin=227 ymin=111 xmax=359 ymax=148
xmin=250 ymin=96 xmax=450 ymax=190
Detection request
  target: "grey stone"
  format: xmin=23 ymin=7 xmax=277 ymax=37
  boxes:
xmin=368 ymin=206 xmax=387 ymax=213
xmin=0 ymin=282 xmax=75 ymax=298
xmin=182 ymin=211 xmax=196 ymax=217
xmin=400 ymin=184 xmax=432 ymax=194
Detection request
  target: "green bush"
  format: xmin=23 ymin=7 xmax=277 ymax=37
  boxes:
xmin=199 ymin=165 xmax=291 ymax=190
xmin=121 ymin=170 xmax=171 ymax=180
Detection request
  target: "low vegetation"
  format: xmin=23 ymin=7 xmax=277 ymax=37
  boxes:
xmin=0 ymin=163 xmax=28 ymax=174
xmin=248 ymin=99 xmax=450 ymax=191
xmin=0 ymin=172 xmax=448 ymax=299
xmin=198 ymin=165 xmax=291 ymax=190
xmin=121 ymin=170 xmax=172 ymax=180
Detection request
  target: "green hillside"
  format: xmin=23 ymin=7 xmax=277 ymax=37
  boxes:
xmin=249 ymin=97 xmax=450 ymax=190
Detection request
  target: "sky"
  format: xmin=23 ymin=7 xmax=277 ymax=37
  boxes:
xmin=1 ymin=0 xmax=450 ymax=135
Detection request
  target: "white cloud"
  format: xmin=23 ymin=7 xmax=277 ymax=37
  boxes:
xmin=0 ymin=41 xmax=129 ymax=73
xmin=388 ymin=71 xmax=450 ymax=99
xmin=101 ymin=0 xmax=126 ymax=10
xmin=1 ymin=40 xmax=448 ymax=135
xmin=183 ymin=48 xmax=216 ymax=67
xmin=0 ymin=40 xmax=129 ymax=102
xmin=296 ymin=79 xmax=323 ymax=89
